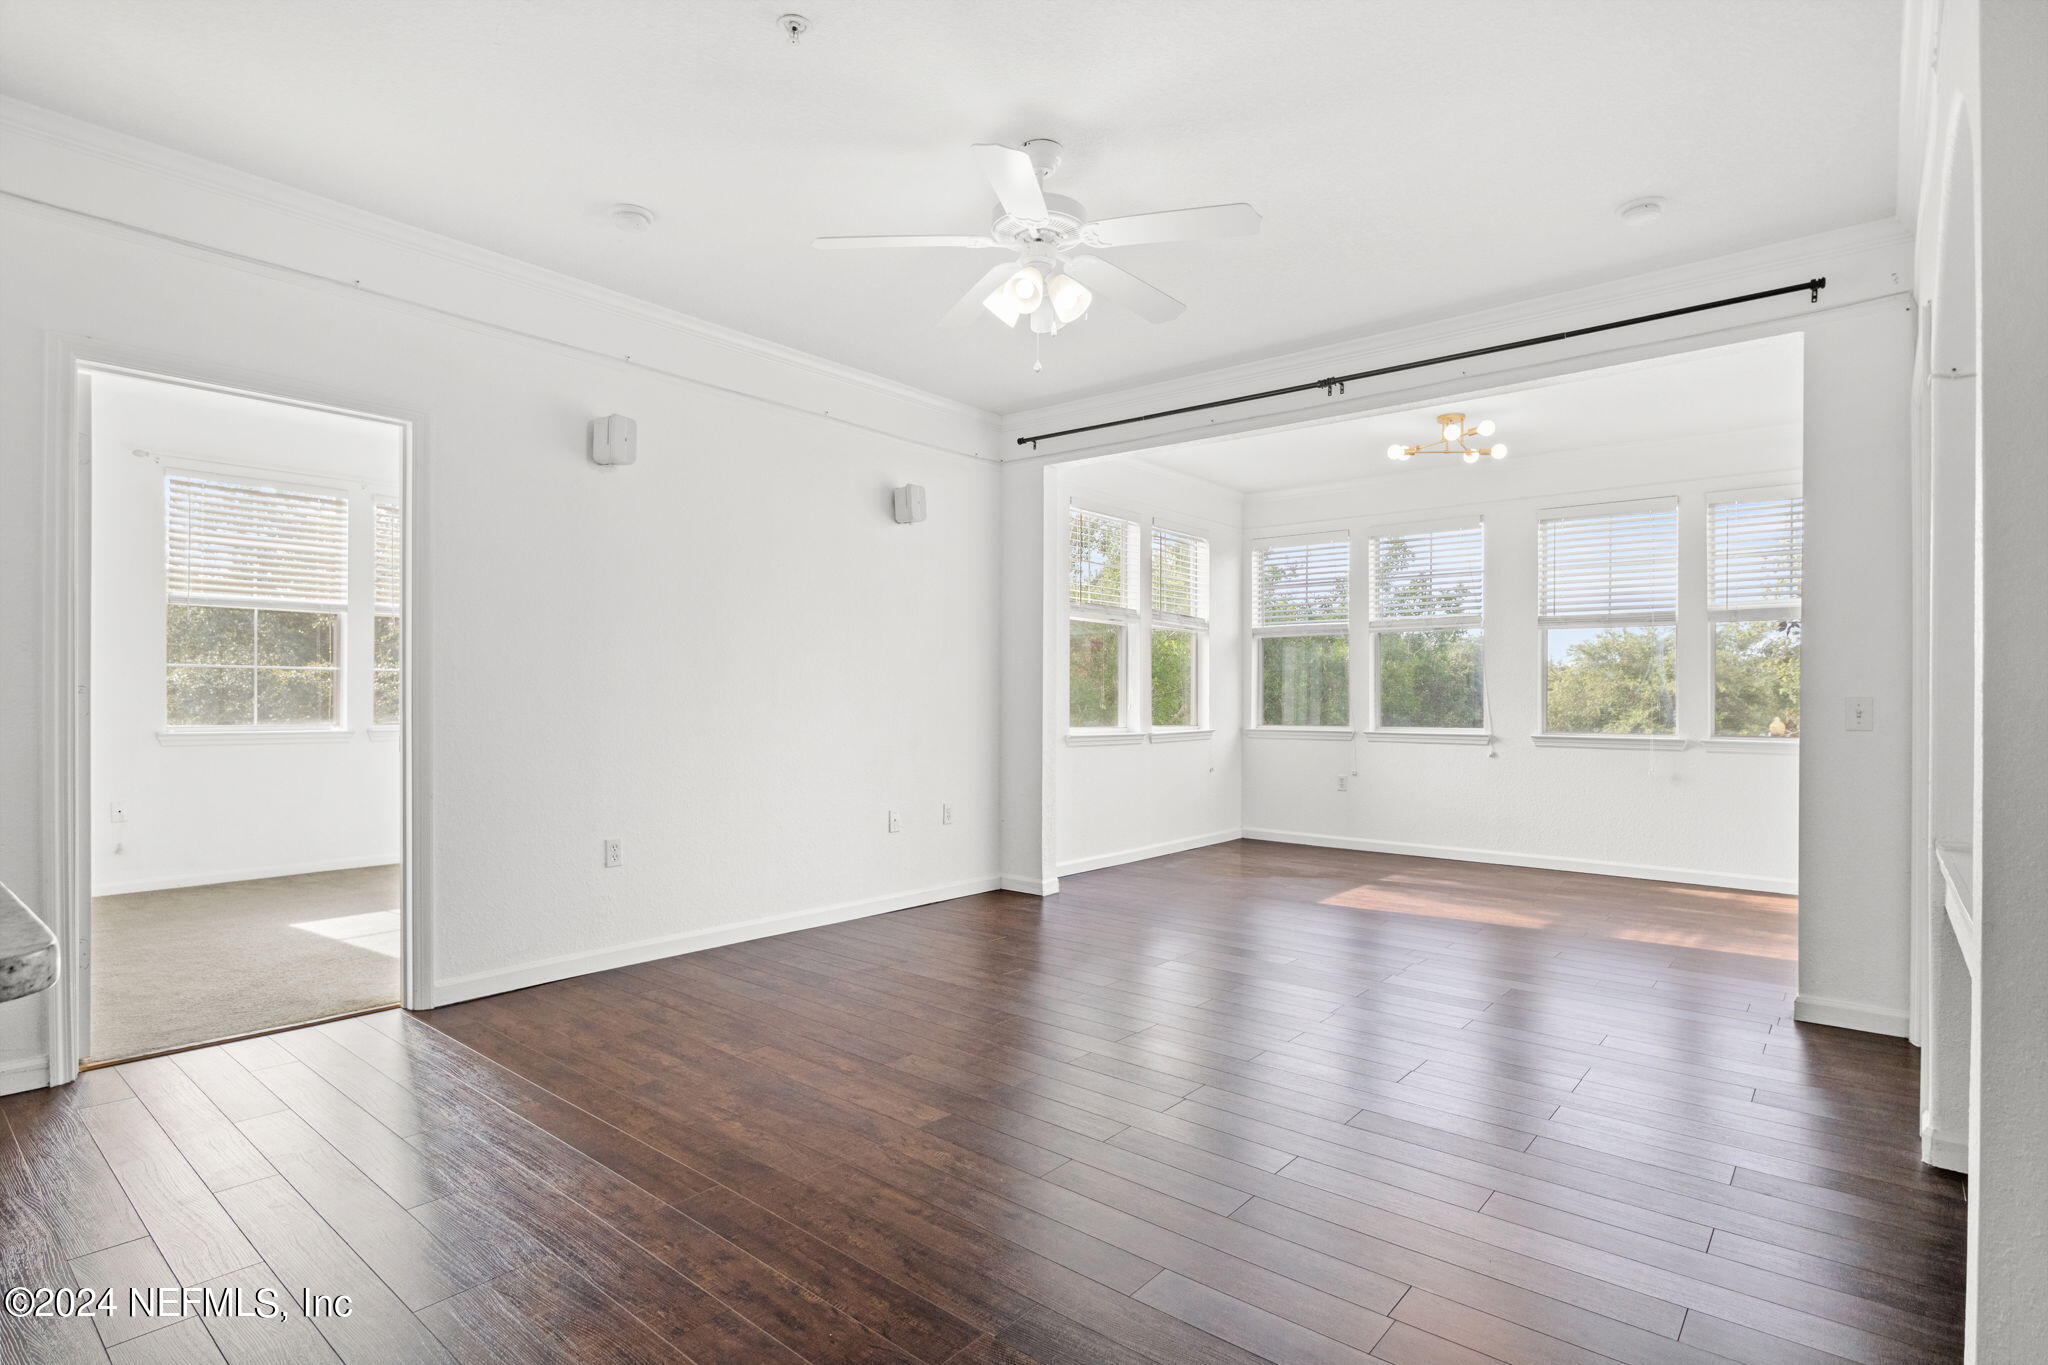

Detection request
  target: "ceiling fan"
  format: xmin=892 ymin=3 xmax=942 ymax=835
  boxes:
xmin=814 ymin=139 xmax=1260 ymax=335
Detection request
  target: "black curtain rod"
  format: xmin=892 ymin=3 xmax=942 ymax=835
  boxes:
xmin=1016 ymin=276 xmax=1827 ymax=448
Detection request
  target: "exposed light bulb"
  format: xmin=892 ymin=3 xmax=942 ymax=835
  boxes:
xmin=1386 ymin=443 xmax=1406 ymax=460
xmin=1047 ymin=272 xmax=1091 ymax=324
xmin=1005 ymin=266 xmax=1046 ymax=312
xmin=1442 ymin=421 xmax=1462 ymax=441
xmin=1490 ymin=443 xmax=1508 ymax=459
xmin=1476 ymin=420 xmax=1496 ymax=437
xmin=1462 ymin=450 xmax=1480 ymax=464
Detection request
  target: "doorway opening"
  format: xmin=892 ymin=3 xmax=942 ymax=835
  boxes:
xmin=83 ymin=369 xmax=408 ymax=1063
xmin=1044 ymin=334 xmax=1805 ymax=959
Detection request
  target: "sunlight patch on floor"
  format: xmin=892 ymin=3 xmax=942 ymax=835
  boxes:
xmin=293 ymin=909 xmax=402 ymax=957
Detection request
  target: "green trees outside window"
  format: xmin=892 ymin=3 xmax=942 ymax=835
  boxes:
xmin=1378 ymin=629 xmax=1484 ymax=728
xmin=1544 ymin=625 xmax=1677 ymax=734
xmin=1069 ymin=620 xmax=1122 ymax=728
xmin=1152 ymin=628 xmax=1197 ymax=727
xmin=1714 ymin=619 xmax=1800 ymax=736
xmin=166 ymin=603 xmax=338 ymax=726
xmin=1261 ymin=635 xmax=1349 ymax=726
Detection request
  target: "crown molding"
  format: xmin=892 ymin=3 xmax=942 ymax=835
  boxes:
xmin=0 ymin=98 xmax=996 ymax=437
xmin=998 ymin=217 xmax=1914 ymax=456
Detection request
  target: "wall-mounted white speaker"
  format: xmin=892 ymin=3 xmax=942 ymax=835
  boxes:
xmin=589 ymin=414 xmax=637 ymax=466
xmin=892 ymin=484 xmax=927 ymax=524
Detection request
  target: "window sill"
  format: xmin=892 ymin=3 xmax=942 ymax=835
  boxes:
xmin=1247 ymin=727 xmax=1356 ymax=741
xmin=1066 ymin=730 xmax=1145 ymax=747
xmin=1531 ymin=733 xmax=1687 ymax=751
xmin=368 ymin=725 xmax=403 ymax=742
xmin=1364 ymin=729 xmax=1493 ymax=746
xmin=1149 ymin=728 xmax=1214 ymax=744
xmin=1699 ymin=737 xmax=1798 ymax=752
xmin=157 ymin=726 xmax=354 ymax=746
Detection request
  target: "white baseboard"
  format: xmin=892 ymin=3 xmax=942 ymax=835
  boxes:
xmin=430 ymin=874 xmax=1002 ymax=1008
xmin=1794 ymin=993 xmax=1911 ymax=1038
xmin=999 ymin=875 xmax=1060 ymax=896
xmin=1057 ymin=828 xmax=1243 ymax=877
xmin=1240 ymin=827 xmax=1798 ymax=896
xmin=0 ymin=1055 xmax=50 ymax=1097
xmin=94 ymin=854 xmax=401 ymax=897
xmin=1921 ymin=1112 xmax=1970 ymax=1173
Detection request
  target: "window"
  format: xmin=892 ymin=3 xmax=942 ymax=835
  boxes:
xmin=1068 ymin=507 xmax=1137 ymax=729
xmin=1253 ymin=537 xmax=1349 ymax=727
xmin=1709 ymin=494 xmax=1802 ymax=737
xmin=1150 ymin=525 xmax=1208 ymax=728
xmin=373 ymin=500 xmax=403 ymax=726
xmin=165 ymin=475 xmax=346 ymax=727
xmin=1538 ymin=502 xmax=1678 ymax=735
xmin=1369 ymin=524 xmax=1484 ymax=730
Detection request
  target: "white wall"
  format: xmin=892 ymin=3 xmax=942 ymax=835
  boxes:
xmin=1053 ymin=459 xmax=1244 ymax=875
xmin=1902 ymin=1 xmax=2048 ymax=1354
xmin=1239 ymin=425 xmax=1802 ymax=893
xmin=89 ymin=373 xmax=404 ymax=894
xmin=0 ymin=109 xmax=1003 ymax=1089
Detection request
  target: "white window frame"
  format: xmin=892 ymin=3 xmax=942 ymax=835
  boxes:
xmin=1365 ymin=518 xmax=1488 ymax=737
xmin=1066 ymin=505 xmax=1140 ymax=737
xmin=1147 ymin=521 xmax=1210 ymax=735
xmin=162 ymin=468 xmax=352 ymax=736
xmin=371 ymin=496 xmax=403 ymax=731
xmin=1249 ymin=531 xmax=1354 ymax=733
xmin=1706 ymin=485 xmax=1803 ymax=744
xmin=1536 ymin=497 xmax=1681 ymax=740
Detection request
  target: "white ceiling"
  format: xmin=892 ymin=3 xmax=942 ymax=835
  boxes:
xmin=1141 ymin=334 xmax=1802 ymax=493
xmin=0 ymin=0 xmax=1902 ymax=413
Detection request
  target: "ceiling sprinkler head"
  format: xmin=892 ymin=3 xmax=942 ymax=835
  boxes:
xmin=777 ymin=13 xmax=809 ymax=43
xmin=1618 ymin=196 xmax=1666 ymax=227
xmin=609 ymin=203 xmax=656 ymax=232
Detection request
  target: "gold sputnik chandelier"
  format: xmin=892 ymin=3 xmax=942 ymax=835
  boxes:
xmin=1387 ymin=413 xmax=1509 ymax=464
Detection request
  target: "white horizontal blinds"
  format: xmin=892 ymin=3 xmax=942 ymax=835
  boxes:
xmin=374 ymin=501 xmax=403 ymax=614
xmin=1068 ymin=507 xmax=1136 ymax=613
xmin=1370 ymin=524 xmax=1483 ymax=625
xmin=1254 ymin=537 xmax=1349 ymax=629
xmin=165 ymin=475 xmax=348 ymax=608
xmin=1710 ymin=496 xmax=1803 ymax=613
xmin=1150 ymin=525 xmax=1208 ymax=626
xmin=1538 ymin=503 xmax=1678 ymax=622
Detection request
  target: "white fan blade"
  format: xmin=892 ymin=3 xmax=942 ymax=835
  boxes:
xmin=972 ymin=143 xmax=1049 ymax=221
xmin=814 ymin=234 xmax=1000 ymax=250
xmin=1064 ymin=255 xmax=1185 ymax=323
xmin=942 ymin=260 xmax=1025 ymax=327
xmin=1083 ymin=203 xmax=1261 ymax=247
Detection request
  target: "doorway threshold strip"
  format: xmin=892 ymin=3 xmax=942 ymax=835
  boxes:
xmin=1015 ymin=276 xmax=1827 ymax=448
xmin=78 ymin=1002 xmax=401 ymax=1070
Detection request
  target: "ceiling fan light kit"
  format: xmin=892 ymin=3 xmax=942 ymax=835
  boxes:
xmin=813 ymin=137 xmax=1261 ymax=364
xmin=1389 ymin=413 xmax=1508 ymax=464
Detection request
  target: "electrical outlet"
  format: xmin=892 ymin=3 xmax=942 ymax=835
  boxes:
xmin=109 ymin=802 xmax=127 ymax=824
xmin=888 ymin=810 xmax=902 ymax=834
xmin=603 ymin=839 xmax=623 ymax=868
xmin=942 ymin=803 xmax=954 ymax=826
xmin=1846 ymin=697 xmax=1875 ymax=731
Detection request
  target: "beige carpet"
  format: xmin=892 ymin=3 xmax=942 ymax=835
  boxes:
xmin=90 ymin=865 xmax=401 ymax=1062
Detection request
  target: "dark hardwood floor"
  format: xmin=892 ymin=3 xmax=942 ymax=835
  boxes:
xmin=3 ymin=841 xmax=1964 ymax=1364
